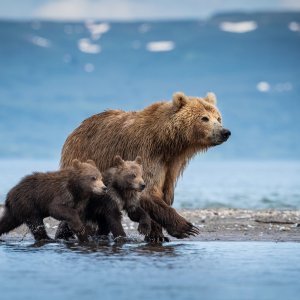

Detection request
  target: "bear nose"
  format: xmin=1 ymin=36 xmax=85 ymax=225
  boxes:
xmin=102 ymin=186 xmax=107 ymax=192
xmin=140 ymin=183 xmax=146 ymax=190
xmin=221 ymin=129 xmax=231 ymax=140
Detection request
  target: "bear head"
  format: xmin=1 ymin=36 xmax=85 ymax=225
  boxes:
xmin=71 ymin=159 xmax=107 ymax=195
xmin=113 ymin=155 xmax=146 ymax=192
xmin=171 ymin=92 xmax=231 ymax=148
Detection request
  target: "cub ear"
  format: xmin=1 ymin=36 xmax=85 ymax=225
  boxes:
xmin=135 ymin=156 xmax=142 ymax=165
xmin=114 ymin=155 xmax=124 ymax=167
xmin=72 ymin=159 xmax=81 ymax=169
xmin=86 ymin=159 xmax=96 ymax=167
xmin=204 ymin=92 xmax=217 ymax=105
xmin=172 ymin=92 xmax=188 ymax=110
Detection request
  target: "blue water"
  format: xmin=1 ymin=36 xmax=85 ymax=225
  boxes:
xmin=0 ymin=241 xmax=299 ymax=300
xmin=0 ymin=12 xmax=300 ymax=159
xmin=1 ymin=159 xmax=299 ymax=209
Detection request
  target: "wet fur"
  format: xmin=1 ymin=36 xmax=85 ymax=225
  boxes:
xmin=0 ymin=161 xmax=103 ymax=242
xmin=60 ymin=92 xmax=228 ymax=241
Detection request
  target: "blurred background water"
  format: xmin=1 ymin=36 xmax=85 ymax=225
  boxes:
xmin=0 ymin=11 xmax=300 ymax=208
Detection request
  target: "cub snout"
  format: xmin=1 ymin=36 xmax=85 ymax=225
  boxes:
xmin=93 ymin=180 xmax=107 ymax=195
xmin=139 ymin=183 xmax=146 ymax=191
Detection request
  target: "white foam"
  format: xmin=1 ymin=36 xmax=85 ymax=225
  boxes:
xmin=220 ymin=21 xmax=257 ymax=33
xmin=288 ymin=22 xmax=300 ymax=32
xmin=30 ymin=36 xmax=51 ymax=48
xmin=146 ymin=41 xmax=175 ymax=52
xmin=78 ymin=38 xmax=101 ymax=54
xmin=256 ymin=81 xmax=270 ymax=92
xmin=85 ymin=21 xmax=110 ymax=40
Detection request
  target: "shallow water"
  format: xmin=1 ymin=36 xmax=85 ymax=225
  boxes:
xmin=0 ymin=159 xmax=299 ymax=209
xmin=0 ymin=240 xmax=299 ymax=300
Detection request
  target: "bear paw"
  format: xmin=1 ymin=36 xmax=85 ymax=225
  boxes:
xmin=138 ymin=221 xmax=151 ymax=236
xmin=166 ymin=220 xmax=200 ymax=239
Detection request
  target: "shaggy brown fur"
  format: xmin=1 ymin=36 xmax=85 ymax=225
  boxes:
xmin=60 ymin=92 xmax=231 ymax=242
xmin=0 ymin=159 xmax=106 ymax=242
xmin=55 ymin=156 xmax=152 ymax=240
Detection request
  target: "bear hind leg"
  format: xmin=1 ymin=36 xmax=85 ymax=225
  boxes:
xmin=0 ymin=209 xmax=21 ymax=237
xmin=26 ymin=218 xmax=51 ymax=241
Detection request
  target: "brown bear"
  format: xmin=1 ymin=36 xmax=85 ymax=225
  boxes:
xmin=60 ymin=92 xmax=231 ymax=242
xmin=55 ymin=155 xmax=152 ymax=240
xmin=0 ymin=159 xmax=106 ymax=242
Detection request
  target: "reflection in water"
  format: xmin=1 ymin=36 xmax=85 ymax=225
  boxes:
xmin=1 ymin=240 xmax=300 ymax=300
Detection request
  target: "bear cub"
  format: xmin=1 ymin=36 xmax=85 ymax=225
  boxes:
xmin=0 ymin=159 xmax=106 ymax=242
xmin=55 ymin=155 xmax=152 ymax=240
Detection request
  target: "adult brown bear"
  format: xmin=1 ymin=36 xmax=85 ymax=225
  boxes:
xmin=60 ymin=92 xmax=231 ymax=242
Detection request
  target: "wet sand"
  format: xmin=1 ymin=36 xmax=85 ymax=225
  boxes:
xmin=1 ymin=206 xmax=299 ymax=242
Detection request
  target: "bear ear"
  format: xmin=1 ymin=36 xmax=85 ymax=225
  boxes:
xmin=86 ymin=159 xmax=96 ymax=167
xmin=135 ymin=156 xmax=142 ymax=165
xmin=204 ymin=92 xmax=217 ymax=105
xmin=172 ymin=92 xmax=188 ymax=110
xmin=114 ymin=155 xmax=124 ymax=167
xmin=72 ymin=159 xmax=81 ymax=169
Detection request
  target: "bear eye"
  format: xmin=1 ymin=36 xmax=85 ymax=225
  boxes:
xmin=91 ymin=176 xmax=97 ymax=181
xmin=131 ymin=174 xmax=137 ymax=178
xmin=201 ymin=116 xmax=209 ymax=122
xmin=217 ymin=117 xmax=222 ymax=123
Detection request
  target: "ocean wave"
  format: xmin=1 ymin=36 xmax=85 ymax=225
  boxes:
xmin=146 ymin=41 xmax=175 ymax=52
xmin=288 ymin=21 xmax=300 ymax=32
xmin=78 ymin=38 xmax=101 ymax=54
xmin=29 ymin=35 xmax=51 ymax=48
xmin=256 ymin=81 xmax=270 ymax=92
xmin=219 ymin=21 xmax=257 ymax=33
xmin=85 ymin=21 xmax=110 ymax=40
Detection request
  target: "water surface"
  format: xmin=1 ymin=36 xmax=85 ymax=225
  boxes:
xmin=0 ymin=241 xmax=299 ymax=300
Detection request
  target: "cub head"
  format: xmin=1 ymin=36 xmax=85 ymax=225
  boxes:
xmin=113 ymin=155 xmax=146 ymax=192
xmin=171 ymin=92 xmax=231 ymax=148
xmin=72 ymin=159 xmax=107 ymax=195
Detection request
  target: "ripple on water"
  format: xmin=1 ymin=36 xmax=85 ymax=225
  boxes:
xmin=1 ymin=241 xmax=300 ymax=300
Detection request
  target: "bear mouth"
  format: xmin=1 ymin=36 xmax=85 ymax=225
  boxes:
xmin=212 ymin=137 xmax=228 ymax=146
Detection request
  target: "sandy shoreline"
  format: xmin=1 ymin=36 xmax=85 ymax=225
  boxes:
xmin=1 ymin=205 xmax=300 ymax=242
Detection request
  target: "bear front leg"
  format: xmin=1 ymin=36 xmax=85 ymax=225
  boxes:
xmin=50 ymin=206 xmax=88 ymax=243
xmin=55 ymin=221 xmax=75 ymax=240
xmin=126 ymin=206 xmax=151 ymax=236
xmin=105 ymin=208 xmax=126 ymax=239
xmin=140 ymin=194 xmax=200 ymax=239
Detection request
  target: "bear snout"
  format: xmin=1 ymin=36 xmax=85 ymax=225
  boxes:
xmin=221 ymin=129 xmax=231 ymax=141
xmin=93 ymin=184 xmax=107 ymax=194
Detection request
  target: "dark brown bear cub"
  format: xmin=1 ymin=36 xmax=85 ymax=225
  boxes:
xmin=55 ymin=156 xmax=152 ymax=240
xmin=0 ymin=159 xmax=106 ymax=242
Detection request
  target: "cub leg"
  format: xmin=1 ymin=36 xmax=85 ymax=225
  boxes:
xmin=0 ymin=208 xmax=22 ymax=237
xmin=127 ymin=206 xmax=151 ymax=236
xmin=55 ymin=221 xmax=75 ymax=240
xmin=26 ymin=218 xmax=50 ymax=241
